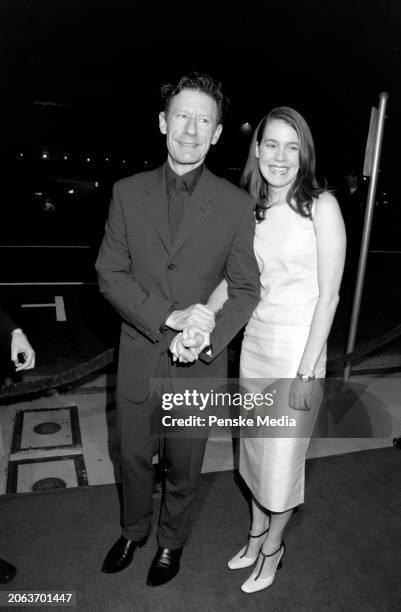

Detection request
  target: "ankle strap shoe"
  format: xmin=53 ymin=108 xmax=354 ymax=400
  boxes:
xmin=241 ymin=540 xmax=285 ymax=593
xmin=227 ymin=526 xmax=270 ymax=570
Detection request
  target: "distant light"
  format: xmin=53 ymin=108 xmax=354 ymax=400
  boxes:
xmin=68 ymin=189 xmax=75 ymax=194
xmin=64 ymin=154 xmax=68 ymax=160
xmin=94 ymin=181 xmax=99 ymax=188
xmin=144 ymin=160 xmax=148 ymax=166
xmin=240 ymin=122 xmax=252 ymax=134
xmin=19 ymin=152 xmax=24 ymax=158
xmin=42 ymin=199 xmax=55 ymax=212
xmin=105 ymin=157 xmax=109 ymax=162
xmin=122 ymin=159 xmax=126 ymax=164
xmin=42 ymin=152 xmax=48 ymax=159
xmin=86 ymin=157 xmax=91 ymax=162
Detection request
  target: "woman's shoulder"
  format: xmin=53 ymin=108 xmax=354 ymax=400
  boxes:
xmin=315 ymin=190 xmax=340 ymax=208
xmin=312 ymin=191 xmax=346 ymax=239
xmin=312 ymin=191 xmax=341 ymax=218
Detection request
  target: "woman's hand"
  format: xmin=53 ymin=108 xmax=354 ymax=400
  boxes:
xmin=289 ymin=378 xmax=315 ymax=411
xmin=165 ymin=304 xmax=215 ymax=333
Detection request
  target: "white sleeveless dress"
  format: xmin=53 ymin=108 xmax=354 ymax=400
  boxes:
xmin=239 ymin=202 xmax=326 ymax=512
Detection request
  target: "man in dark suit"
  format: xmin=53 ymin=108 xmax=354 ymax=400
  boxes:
xmin=0 ymin=306 xmax=35 ymax=583
xmin=96 ymin=72 xmax=260 ymax=586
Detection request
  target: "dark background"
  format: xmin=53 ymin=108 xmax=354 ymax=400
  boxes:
xmin=0 ymin=0 xmax=400 ymax=377
xmin=0 ymin=0 xmax=399 ymax=182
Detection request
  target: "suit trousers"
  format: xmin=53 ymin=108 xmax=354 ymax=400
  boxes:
xmin=117 ymin=352 xmax=209 ymax=548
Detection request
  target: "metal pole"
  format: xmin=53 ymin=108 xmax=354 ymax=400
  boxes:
xmin=343 ymin=92 xmax=388 ymax=379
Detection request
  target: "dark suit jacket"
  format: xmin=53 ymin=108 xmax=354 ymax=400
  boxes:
xmin=96 ymin=164 xmax=260 ymax=402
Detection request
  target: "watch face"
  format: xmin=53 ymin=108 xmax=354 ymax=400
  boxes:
xmin=298 ymin=372 xmax=314 ymax=382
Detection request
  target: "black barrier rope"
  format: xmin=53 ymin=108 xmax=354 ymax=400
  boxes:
xmin=1 ymin=322 xmax=401 ymax=400
xmin=325 ymin=321 xmax=401 ymax=374
xmin=0 ymin=348 xmax=115 ymax=400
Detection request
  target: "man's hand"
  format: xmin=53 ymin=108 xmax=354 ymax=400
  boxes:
xmin=11 ymin=331 xmax=35 ymax=371
xmin=170 ymin=329 xmax=210 ymax=363
xmin=170 ymin=333 xmax=198 ymax=363
xmin=182 ymin=327 xmax=210 ymax=353
xmin=165 ymin=304 xmax=215 ymax=333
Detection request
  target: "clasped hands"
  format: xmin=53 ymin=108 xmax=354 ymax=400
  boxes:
xmin=165 ymin=304 xmax=215 ymax=363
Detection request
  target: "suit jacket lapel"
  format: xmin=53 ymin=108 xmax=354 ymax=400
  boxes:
xmin=169 ymin=167 xmax=217 ymax=259
xmin=143 ymin=164 xmax=171 ymax=253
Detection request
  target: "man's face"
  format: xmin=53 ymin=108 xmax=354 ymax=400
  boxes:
xmin=345 ymin=174 xmax=358 ymax=189
xmin=159 ymin=88 xmax=222 ymax=175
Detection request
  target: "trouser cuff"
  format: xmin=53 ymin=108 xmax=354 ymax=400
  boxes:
xmin=157 ymin=535 xmax=187 ymax=549
xmin=122 ymin=528 xmax=150 ymax=543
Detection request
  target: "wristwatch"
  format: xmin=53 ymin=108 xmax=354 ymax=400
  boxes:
xmin=296 ymin=371 xmax=315 ymax=382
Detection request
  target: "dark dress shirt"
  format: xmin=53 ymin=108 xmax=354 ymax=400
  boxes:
xmin=166 ymin=164 xmax=203 ymax=241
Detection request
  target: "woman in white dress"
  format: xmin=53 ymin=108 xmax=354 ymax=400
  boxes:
xmin=207 ymin=107 xmax=346 ymax=593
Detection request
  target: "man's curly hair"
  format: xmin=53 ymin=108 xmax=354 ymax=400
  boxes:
xmin=160 ymin=72 xmax=229 ymax=124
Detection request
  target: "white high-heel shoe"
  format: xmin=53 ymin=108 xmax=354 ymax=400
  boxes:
xmin=227 ymin=526 xmax=269 ymax=570
xmin=241 ymin=540 xmax=285 ymax=593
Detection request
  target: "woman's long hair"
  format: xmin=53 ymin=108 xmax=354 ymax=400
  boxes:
xmin=240 ymin=107 xmax=325 ymax=220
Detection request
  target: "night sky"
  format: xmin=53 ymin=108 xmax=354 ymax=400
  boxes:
xmin=1 ymin=0 xmax=400 ymax=185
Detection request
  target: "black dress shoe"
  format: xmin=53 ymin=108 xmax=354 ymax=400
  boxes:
xmin=146 ymin=547 xmax=182 ymax=587
xmin=0 ymin=558 xmax=17 ymax=583
xmin=101 ymin=536 xmax=146 ymax=574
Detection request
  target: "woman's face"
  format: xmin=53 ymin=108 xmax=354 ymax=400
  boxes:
xmin=256 ymin=119 xmax=300 ymax=192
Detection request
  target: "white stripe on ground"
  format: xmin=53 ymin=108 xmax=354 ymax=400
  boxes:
xmin=21 ymin=296 xmax=66 ymax=321
xmin=21 ymin=303 xmax=55 ymax=307
xmin=55 ymin=296 xmax=67 ymax=321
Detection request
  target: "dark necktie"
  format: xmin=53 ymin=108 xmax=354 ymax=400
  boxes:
xmin=168 ymin=178 xmax=187 ymax=242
